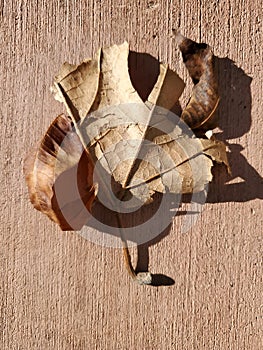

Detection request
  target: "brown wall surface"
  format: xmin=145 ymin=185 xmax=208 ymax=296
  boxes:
xmin=1 ymin=1 xmax=262 ymax=349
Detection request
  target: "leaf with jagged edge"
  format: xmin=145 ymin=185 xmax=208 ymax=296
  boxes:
xmin=24 ymin=39 xmax=230 ymax=285
xmin=52 ymin=42 xmax=228 ymax=209
xmin=25 ymin=40 xmax=229 ymax=230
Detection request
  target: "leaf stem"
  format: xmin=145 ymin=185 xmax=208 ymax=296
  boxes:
xmin=116 ymin=212 xmax=152 ymax=285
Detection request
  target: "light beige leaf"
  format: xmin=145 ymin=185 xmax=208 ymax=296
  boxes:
xmin=52 ymin=42 xmax=228 ymax=207
xmin=25 ymin=40 xmax=230 ymax=284
xmin=52 ymin=52 xmax=101 ymax=123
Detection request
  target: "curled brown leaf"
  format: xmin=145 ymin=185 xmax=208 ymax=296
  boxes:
xmin=175 ymin=32 xmax=219 ymax=130
xmin=24 ymin=114 xmax=96 ymax=230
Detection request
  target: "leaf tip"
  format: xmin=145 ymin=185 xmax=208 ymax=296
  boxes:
xmin=173 ymin=30 xmax=185 ymax=45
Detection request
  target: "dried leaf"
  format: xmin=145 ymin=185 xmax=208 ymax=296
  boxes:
xmin=201 ymin=138 xmax=230 ymax=173
xmin=53 ymin=41 xmax=227 ymax=208
xmin=24 ymin=114 xmax=96 ymax=230
xmin=175 ymin=32 xmax=219 ymax=130
xmin=25 ymin=39 xmax=229 ymax=284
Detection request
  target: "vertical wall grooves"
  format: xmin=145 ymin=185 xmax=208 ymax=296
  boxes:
xmin=1 ymin=1 xmax=262 ymax=349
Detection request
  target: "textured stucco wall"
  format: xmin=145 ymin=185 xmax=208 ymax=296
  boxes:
xmin=1 ymin=1 xmax=262 ymax=349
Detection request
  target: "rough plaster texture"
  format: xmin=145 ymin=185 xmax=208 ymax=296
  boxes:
xmin=1 ymin=1 xmax=262 ymax=349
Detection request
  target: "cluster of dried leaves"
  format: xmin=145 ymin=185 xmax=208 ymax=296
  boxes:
xmin=24 ymin=34 xmax=229 ymax=284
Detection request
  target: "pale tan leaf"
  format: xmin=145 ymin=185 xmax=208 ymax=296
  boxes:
xmin=24 ymin=40 xmax=230 ymax=284
xmin=52 ymin=53 xmax=101 ymax=123
xmin=147 ymin=63 xmax=185 ymax=109
xmin=26 ymin=41 xmax=229 ymax=229
xmin=201 ymin=138 xmax=231 ymax=173
xmin=51 ymin=42 xmax=228 ymax=207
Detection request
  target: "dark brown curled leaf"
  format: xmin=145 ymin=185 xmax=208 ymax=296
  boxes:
xmin=175 ymin=32 xmax=219 ymax=130
xmin=24 ymin=114 xmax=96 ymax=230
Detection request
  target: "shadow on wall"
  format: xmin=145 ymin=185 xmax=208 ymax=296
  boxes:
xmin=207 ymin=57 xmax=263 ymax=203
